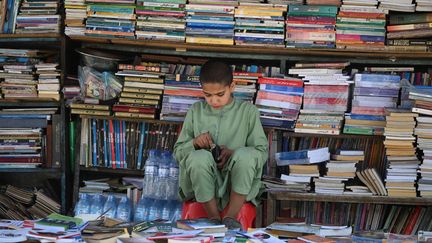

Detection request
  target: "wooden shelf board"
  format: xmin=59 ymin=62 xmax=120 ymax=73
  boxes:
xmin=80 ymin=166 xmax=144 ymax=176
xmin=269 ymin=191 xmax=432 ymax=205
xmin=0 ymin=99 xmax=60 ymax=107
xmin=0 ymin=168 xmax=61 ymax=175
xmin=0 ymin=33 xmax=62 ymax=41
xmin=69 ymin=35 xmax=432 ymax=59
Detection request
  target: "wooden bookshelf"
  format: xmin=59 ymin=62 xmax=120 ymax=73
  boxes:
xmin=0 ymin=168 xmax=62 ymax=175
xmin=0 ymin=33 xmax=62 ymax=42
xmin=69 ymin=35 xmax=432 ymax=65
xmin=0 ymin=99 xmax=60 ymax=107
xmin=268 ymin=191 xmax=432 ymax=206
xmin=80 ymin=166 xmax=144 ymax=176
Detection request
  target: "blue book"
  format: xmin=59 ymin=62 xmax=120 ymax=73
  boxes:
xmin=259 ymin=84 xmax=304 ymax=94
xmin=115 ymin=121 xmax=120 ymax=169
xmin=275 ymin=147 xmax=329 ymax=165
xmin=137 ymin=122 xmax=146 ymax=170
xmin=354 ymin=74 xmax=401 ymax=83
xmin=103 ymin=120 xmax=108 ymax=167
xmin=347 ymin=114 xmax=386 ymax=121
xmin=92 ymin=119 xmax=97 ymax=167
xmin=122 ymin=120 xmax=127 ymax=168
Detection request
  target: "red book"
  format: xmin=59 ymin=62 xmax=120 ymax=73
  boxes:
xmin=164 ymin=89 xmax=204 ymax=97
xmin=304 ymin=85 xmax=349 ymax=92
xmin=304 ymin=97 xmax=348 ymax=105
xmin=119 ymin=121 xmax=124 ymax=169
xmin=403 ymin=206 xmax=421 ymax=235
xmin=258 ymin=77 xmax=303 ymax=87
xmin=257 ymin=91 xmax=302 ymax=104
xmin=109 ymin=120 xmax=116 ymax=169
xmin=338 ymin=11 xmax=386 ymax=19
xmin=233 ymin=71 xmax=263 ymax=77
xmin=113 ymin=105 xmax=156 ymax=114
xmin=0 ymin=158 xmax=41 ymax=163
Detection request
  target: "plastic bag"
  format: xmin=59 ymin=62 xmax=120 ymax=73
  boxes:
xmin=78 ymin=66 xmax=123 ymax=100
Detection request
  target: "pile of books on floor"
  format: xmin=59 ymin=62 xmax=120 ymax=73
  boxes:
xmin=115 ymin=62 xmax=166 ymax=119
xmin=85 ymin=0 xmax=136 ymax=39
xmin=286 ymin=5 xmax=338 ymax=48
xmin=410 ymin=87 xmax=432 ymax=197
xmin=344 ymin=73 xmax=400 ymax=136
xmin=65 ymin=0 xmax=86 ymax=36
xmin=185 ymin=0 xmax=236 ymax=45
xmin=336 ymin=0 xmax=386 ymax=50
xmin=386 ymin=12 xmax=432 ymax=52
xmin=384 ymin=109 xmax=419 ymax=198
xmin=315 ymin=150 xmax=364 ymax=195
xmin=234 ymin=3 xmax=286 ymax=47
xmin=36 ymin=62 xmax=61 ymax=101
xmin=275 ymin=147 xmax=330 ymax=192
xmin=255 ymin=76 xmax=303 ymax=129
xmin=161 ymin=64 xmax=203 ymax=121
xmin=292 ymin=63 xmax=350 ymax=135
xmin=135 ymin=0 xmax=186 ymax=41
xmin=15 ymin=0 xmax=61 ymax=34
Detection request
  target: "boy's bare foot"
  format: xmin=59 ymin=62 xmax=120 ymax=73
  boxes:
xmin=222 ymin=217 xmax=242 ymax=230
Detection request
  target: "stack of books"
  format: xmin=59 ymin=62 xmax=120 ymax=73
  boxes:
xmin=255 ymin=76 xmax=304 ymax=129
xmin=356 ymin=168 xmax=387 ymax=196
xmin=15 ymin=0 xmax=61 ymax=34
xmin=28 ymin=190 xmax=62 ymax=218
xmin=231 ymin=65 xmax=264 ymax=103
xmin=286 ymin=5 xmax=338 ymax=48
xmin=135 ymin=0 xmax=186 ymax=41
xmin=161 ymin=64 xmax=203 ymax=121
xmin=177 ymin=218 xmax=228 ymax=238
xmin=65 ymin=0 xmax=87 ymax=36
xmin=386 ymin=13 xmax=432 ymax=52
xmin=0 ymin=61 xmax=37 ymax=99
xmin=234 ymin=3 xmax=286 ymax=47
xmin=336 ymin=0 xmax=386 ymax=50
xmin=378 ymin=0 xmax=415 ymax=12
xmin=291 ymin=63 xmax=350 ymax=135
xmin=306 ymin=0 xmax=341 ymax=5
xmin=185 ymin=1 xmax=236 ymax=45
xmin=315 ymin=150 xmax=365 ymax=195
xmin=276 ymin=147 xmax=330 ymax=192
xmin=115 ymin=63 xmax=166 ymax=119
xmin=85 ymin=0 xmax=136 ymax=39
xmin=383 ymin=109 xmax=419 ymax=198
xmin=70 ymin=103 xmax=111 ymax=116
xmin=410 ymin=88 xmax=432 ymax=197
xmin=36 ymin=63 xmax=61 ymax=101
xmin=416 ymin=0 xmax=432 ymax=11
xmin=344 ymin=73 xmax=400 ymax=136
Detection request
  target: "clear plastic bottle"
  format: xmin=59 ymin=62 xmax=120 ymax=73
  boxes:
xmin=103 ymin=194 xmax=117 ymax=219
xmin=160 ymin=200 xmax=172 ymax=220
xmin=170 ymin=200 xmax=183 ymax=223
xmin=157 ymin=151 xmax=171 ymax=200
xmin=143 ymin=149 xmax=160 ymax=198
xmin=74 ymin=193 xmax=91 ymax=216
xmin=148 ymin=199 xmax=162 ymax=221
xmin=168 ymin=154 xmax=179 ymax=200
xmin=134 ymin=196 xmax=149 ymax=222
xmin=89 ymin=194 xmax=105 ymax=215
xmin=116 ymin=196 xmax=132 ymax=222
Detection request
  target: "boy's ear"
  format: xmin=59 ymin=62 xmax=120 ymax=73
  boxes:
xmin=229 ymin=82 xmax=236 ymax=92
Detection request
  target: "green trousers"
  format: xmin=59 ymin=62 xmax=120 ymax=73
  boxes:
xmin=178 ymin=147 xmax=264 ymax=210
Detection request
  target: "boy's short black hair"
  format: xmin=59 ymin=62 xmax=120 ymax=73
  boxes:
xmin=200 ymin=60 xmax=233 ymax=86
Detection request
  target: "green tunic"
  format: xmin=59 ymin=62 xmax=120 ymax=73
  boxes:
xmin=173 ymin=99 xmax=268 ymax=210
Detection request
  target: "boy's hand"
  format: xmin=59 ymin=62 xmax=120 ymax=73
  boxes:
xmin=193 ymin=132 xmax=213 ymax=149
xmin=217 ymin=146 xmax=233 ymax=169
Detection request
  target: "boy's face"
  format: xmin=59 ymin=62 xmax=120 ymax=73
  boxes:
xmin=202 ymin=82 xmax=235 ymax=109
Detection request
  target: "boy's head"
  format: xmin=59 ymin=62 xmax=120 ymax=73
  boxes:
xmin=200 ymin=60 xmax=235 ymax=109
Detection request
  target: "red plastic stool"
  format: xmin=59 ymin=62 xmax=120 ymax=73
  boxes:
xmin=181 ymin=201 xmax=256 ymax=230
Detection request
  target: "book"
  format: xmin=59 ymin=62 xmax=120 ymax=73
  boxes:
xmin=176 ymin=218 xmax=227 ymax=233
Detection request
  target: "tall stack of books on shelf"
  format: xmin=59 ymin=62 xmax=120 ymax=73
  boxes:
xmin=336 ymin=0 xmax=386 ymax=50
xmin=383 ymin=109 xmax=419 ymax=198
xmin=386 ymin=12 xmax=432 ymax=52
xmin=292 ymin=62 xmax=350 ymax=135
xmin=135 ymin=0 xmax=186 ymax=41
xmin=36 ymin=63 xmax=61 ymax=101
xmin=276 ymin=147 xmax=330 ymax=192
xmin=85 ymin=0 xmax=136 ymax=39
xmin=314 ymin=150 xmax=364 ymax=195
xmin=231 ymin=65 xmax=263 ymax=103
xmin=286 ymin=5 xmax=338 ymax=48
xmin=185 ymin=0 xmax=236 ymax=45
xmin=161 ymin=64 xmax=203 ymax=121
xmin=114 ymin=62 xmax=166 ymax=119
xmin=65 ymin=0 xmax=87 ymax=36
xmin=344 ymin=73 xmax=400 ymax=136
xmin=255 ymin=76 xmax=303 ymax=129
xmin=410 ymin=88 xmax=432 ymax=197
xmin=233 ymin=3 xmax=286 ymax=47
xmin=378 ymin=0 xmax=415 ymax=13
xmin=15 ymin=0 xmax=61 ymax=34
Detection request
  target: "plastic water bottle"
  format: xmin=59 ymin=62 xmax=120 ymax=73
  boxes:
xmin=168 ymin=154 xmax=179 ymax=200
xmin=148 ymin=199 xmax=162 ymax=221
xmin=116 ymin=196 xmax=132 ymax=222
xmin=74 ymin=193 xmax=90 ymax=216
xmin=89 ymin=194 xmax=105 ymax=215
xmin=170 ymin=201 xmax=182 ymax=222
xmin=103 ymin=195 xmax=117 ymax=219
xmin=134 ymin=196 xmax=149 ymax=222
xmin=144 ymin=198 xmax=154 ymax=221
xmin=161 ymin=200 xmax=172 ymax=220
xmin=143 ymin=149 xmax=160 ymax=198
xmin=157 ymin=151 xmax=171 ymax=200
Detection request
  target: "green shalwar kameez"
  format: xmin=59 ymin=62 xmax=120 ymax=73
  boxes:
xmin=173 ymin=99 xmax=268 ymax=210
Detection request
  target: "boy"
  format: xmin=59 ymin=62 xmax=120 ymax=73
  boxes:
xmin=173 ymin=60 xmax=268 ymax=230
